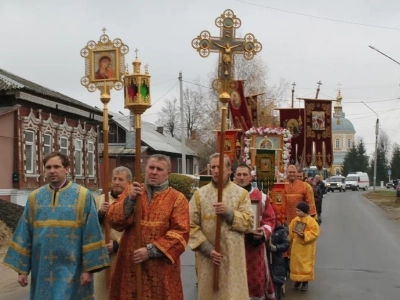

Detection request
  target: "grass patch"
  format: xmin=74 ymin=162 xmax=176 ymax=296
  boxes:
xmin=364 ymin=190 xmax=396 ymax=200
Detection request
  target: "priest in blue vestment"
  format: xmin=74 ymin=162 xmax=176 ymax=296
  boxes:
xmin=3 ymin=151 xmax=110 ymax=300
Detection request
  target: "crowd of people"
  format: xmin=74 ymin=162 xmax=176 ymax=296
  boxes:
xmin=3 ymin=151 xmax=324 ymax=300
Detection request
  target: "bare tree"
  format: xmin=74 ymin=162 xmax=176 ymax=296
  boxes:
xmin=183 ymin=85 xmax=207 ymax=138
xmin=156 ymin=97 xmax=180 ymax=137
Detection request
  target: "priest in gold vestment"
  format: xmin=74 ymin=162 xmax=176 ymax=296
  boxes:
xmin=285 ymin=165 xmax=316 ymax=224
xmin=189 ymin=153 xmax=254 ymax=300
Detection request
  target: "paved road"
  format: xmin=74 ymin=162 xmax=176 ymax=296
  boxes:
xmin=4 ymin=189 xmax=400 ymax=299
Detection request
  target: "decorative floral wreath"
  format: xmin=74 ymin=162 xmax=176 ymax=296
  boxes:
xmin=243 ymin=126 xmax=292 ymax=171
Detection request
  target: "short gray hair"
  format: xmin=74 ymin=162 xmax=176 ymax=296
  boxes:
xmin=147 ymin=154 xmax=171 ymax=171
xmin=209 ymin=153 xmax=231 ymax=169
xmin=112 ymin=166 xmax=132 ymax=181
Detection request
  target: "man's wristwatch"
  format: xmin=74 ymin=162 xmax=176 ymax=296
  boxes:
xmin=146 ymin=244 xmax=154 ymax=250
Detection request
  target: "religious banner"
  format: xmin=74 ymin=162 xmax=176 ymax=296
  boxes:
xmin=255 ymin=149 xmax=276 ymax=195
xmin=246 ymin=94 xmax=259 ymax=127
xmin=269 ymin=183 xmax=287 ymax=225
xmin=279 ymin=108 xmax=304 ymax=165
xmin=217 ymin=130 xmax=241 ymax=163
xmin=304 ymin=99 xmax=333 ymax=169
xmin=228 ymin=80 xmax=252 ymax=131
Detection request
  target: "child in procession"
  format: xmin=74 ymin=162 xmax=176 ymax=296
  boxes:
xmin=288 ymin=202 xmax=320 ymax=291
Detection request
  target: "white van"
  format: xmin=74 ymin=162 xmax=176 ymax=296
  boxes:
xmin=345 ymin=172 xmax=369 ymax=191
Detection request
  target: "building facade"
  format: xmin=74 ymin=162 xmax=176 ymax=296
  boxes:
xmin=98 ymin=111 xmax=198 ymax=186
xmin=0 ymin=69 xmax=103 ymax=205
xmin=330 ymin=91 xmax=356 ymax=175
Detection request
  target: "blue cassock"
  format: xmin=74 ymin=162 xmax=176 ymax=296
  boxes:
xmin=4 ymin=182 xmax=110 ymax=300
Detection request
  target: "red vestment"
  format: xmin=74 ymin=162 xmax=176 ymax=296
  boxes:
xmin=245 ymin=188 xmax=276 ymax=299
xmin=107 ymin=186 xmax=190 ymax=300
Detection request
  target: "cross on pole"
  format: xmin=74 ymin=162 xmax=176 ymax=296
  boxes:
xmin=336 ymin=81 xmax=342 ymax=92
xmin=316 ymin=80 xmax=322 ymax=99
xmin=102 ymin=27 xmax=107 ymax=35
xmin=192 ymin=9 xmax=262 ymax=81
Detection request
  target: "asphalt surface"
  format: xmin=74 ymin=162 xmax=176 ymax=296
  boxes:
xmin=4 ymin=188 xmax=400 ymax=300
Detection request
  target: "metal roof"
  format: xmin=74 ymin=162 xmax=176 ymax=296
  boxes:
xmin=99 ymin=144 xmax=148 ymax=155
xmin=0 ymin=68 xmax=101 ymax=115
xmin=0 ymin=105 xmax=20 ymax=116
xmin=109 ymin=111 xmax=197 ymax=156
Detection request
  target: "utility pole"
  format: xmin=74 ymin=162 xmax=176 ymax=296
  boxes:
xmin=179 ymin=71 xmax=186 ymax=174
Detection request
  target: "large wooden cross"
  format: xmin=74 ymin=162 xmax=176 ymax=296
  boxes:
xmin=191 ymin=9 xmax=263 ymax=292
xmin=192 ymin=9 xmax=262 ymax=83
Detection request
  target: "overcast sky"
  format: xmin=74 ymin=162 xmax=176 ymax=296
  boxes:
xmin=1 ymin=0 xmax=400 ymax=157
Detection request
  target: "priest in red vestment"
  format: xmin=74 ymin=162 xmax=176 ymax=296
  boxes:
xmin=234 ymin=164 xmax=276 ymax=299
xmin=107 ymin=154 xmax=190 ymax=300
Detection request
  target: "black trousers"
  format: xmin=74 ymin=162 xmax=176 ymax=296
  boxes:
xmin=274 ymin=283 xmax=283 ymax=300
xmin=316 ymin=199 xmax=322 ymax=216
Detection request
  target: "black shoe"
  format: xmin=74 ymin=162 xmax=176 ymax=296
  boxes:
xmin=294 ymin=282 xmax=301 ymax=289
xmin=301 ymin=282 xmax=308 ymax=291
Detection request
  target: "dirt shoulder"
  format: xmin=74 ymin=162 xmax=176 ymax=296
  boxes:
xmin=364 ymin=190 xmax=400 ymax=224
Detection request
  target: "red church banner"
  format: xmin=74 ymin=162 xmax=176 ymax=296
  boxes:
xmin=217 ymin=130 xmax=241 ymax=163
xmin=304 ymin=99 xmax=333 ymax=170
xmin=246 ymin=94 xmax=258 ymax=127
xmin=279 ymin=108 xmax=305 ymax=165
xmin=228 ymin=80 xmax=252 ymax=131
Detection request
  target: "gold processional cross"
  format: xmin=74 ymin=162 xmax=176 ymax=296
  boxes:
xmin=192 ymin=9 xmax=262 ymax=92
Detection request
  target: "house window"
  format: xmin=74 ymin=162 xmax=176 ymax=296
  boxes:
xmin=335 ymin=138 xmax=340 ymax=149
xmin=24 ymin=131 xmax=35 ymax=174
xmin=74 ymin=140 xmax=82 ymax=176
xmin=60 ymin=137 xmax=68 ymax=155
xmin=43 ymin=134 xmax=52 ymax=156
xmin=177 ymin=158 xmax=182 ymax=173
xmin=88 ymin=142 xmax=94 ymax=176
xmin=347 ymin=138 xmax=351 ymax=149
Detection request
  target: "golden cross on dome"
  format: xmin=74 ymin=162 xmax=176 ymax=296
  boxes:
xmin=102 ymin=28 xmax=107 ymax=35
xmin=134 ymin=48 xmax=139 ymax=58
xmin=337 ymin=82 xmax=342 ymax=92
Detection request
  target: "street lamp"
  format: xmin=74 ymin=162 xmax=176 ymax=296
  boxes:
xmin=368 ymin=45 xmax=400 ymax=66
xmin=362 ymin=102 xmax=379 ymax=192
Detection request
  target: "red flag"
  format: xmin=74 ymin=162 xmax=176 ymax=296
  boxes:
xmin=279 ymin=108 xmax=305 ymax=165
xmin=228 ymin=80 xmax=252 ymax=131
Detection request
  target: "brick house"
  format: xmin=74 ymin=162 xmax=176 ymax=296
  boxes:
xmin=0 ymin=68 xmax=103 ymax=205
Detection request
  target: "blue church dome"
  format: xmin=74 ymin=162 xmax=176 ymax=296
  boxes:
xmin=332 ymin=112 xmax=355 ymax=133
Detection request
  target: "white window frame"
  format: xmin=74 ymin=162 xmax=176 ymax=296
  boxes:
xmin=88 ymin=142 xmax=94 ymax=177
xmin=177 ymin=158 xmax=182 ymax=174
xmin=43 ymin=133 xmax=52 ymax=156
xmin=24 ymin=130 xmax=35 ymax=174
xmin=60 ymin=136 xmax=69 ymax=155
xmin=335 ymin=138 xmax=340 ymax=149
xmin=74 ymin=139 xmax=83 ymax=176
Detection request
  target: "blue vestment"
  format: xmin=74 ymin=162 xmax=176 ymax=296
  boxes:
xmin=4 ymin=182 xmax=110 ymax=300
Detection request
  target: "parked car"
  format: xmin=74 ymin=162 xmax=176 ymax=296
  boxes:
xmin=327 ymin=175 xmax=346 ymax=192
xmin=386 ymin=179 xmax=398 ymax=189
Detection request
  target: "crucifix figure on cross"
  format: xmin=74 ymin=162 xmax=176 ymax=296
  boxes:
xmin=192 ymin=9 xmax=262 ymax=81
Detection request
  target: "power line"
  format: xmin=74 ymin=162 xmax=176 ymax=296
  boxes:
xmin=236 ymin=0 xmax=400 ymax=31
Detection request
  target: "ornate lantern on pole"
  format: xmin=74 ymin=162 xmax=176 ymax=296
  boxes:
xmin=123 ymin=49 xmax=151 ymax=300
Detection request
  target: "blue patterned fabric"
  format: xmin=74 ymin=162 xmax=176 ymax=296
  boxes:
xmin=4 ymin=182 xmax=110 ymax=300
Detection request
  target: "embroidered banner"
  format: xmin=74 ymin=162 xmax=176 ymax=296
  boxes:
xmin=255 ymin=149 xmax=276 ymax=194
xmin=270 ymin=183 xmax=287 ymax=225
xmin=304 ymin=99 xmax=333 ymax=169
xmin=217 ymin=130 xmax=240 ymax=164
xmin=246 ymin=94 xmax=258 ymax=127
xmin=228 ymin=80 xmax=252 ymax=131
xmin=279 ymin=108 xmax=304 ymax=165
